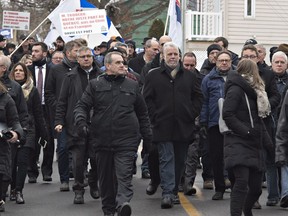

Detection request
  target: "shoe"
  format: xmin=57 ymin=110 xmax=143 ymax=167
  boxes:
xmin=178 ymin=183 xmax=184 ymax=192
xmin=266 ymin=199 xmax=278 ymax=206
xmin=90 ymin=187 xmax=100 ymax=199
xmin=83 ymin=178 xmax=89 ymax=187
xmin=252 ymin=200 xmax=262 ymax=209
xmin=262 ymin=181 xmax=267 ymax=188
xmin=28 ymin=176 xmax=37 ymax=183
xmin=10 ymin=189 xmax=16 ymax=201
xmin=60 ymin=182 xmax=70 ymax=192
xmin=203 ymin=180 xmax=214 ymax=190
xmin=161 ymin=195 xmax=173 ymax=209
xmin=43 ymin=175 xmax=52 ymax=182
xmin=212 ymin=192 xmax=224 ymax=200
xmin=280 ymin=195 xmax=288 ymax=208
xmin=73 ymin=190 xmax=84 ymax=204
xmin=16 ymin=191 xmax=25 ymax=204
xmin=146 ymin=181 xmax=158 ymax=195
xmin=184 ymin=183 xmax=197 ymax=196
xmin=141 ymin=170 xmax=150 ymax=179
xmin=117 ymin=202 xmax=131 ymax=216
xmin=224 ymin=178 xmax=231 ymax=189
xmin=69 ymin=171 xmax=74 ymax=179
xmin=173 ymin=194 xmax=180 ymax=204
xmin=0 ymin=200 xmax=5 ymax=212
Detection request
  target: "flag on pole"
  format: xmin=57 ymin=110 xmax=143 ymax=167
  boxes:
xmin=168 ymin=0 xmax=183 ymax=51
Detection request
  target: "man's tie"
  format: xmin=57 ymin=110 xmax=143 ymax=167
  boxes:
xmin=37 ymin=66 xmax=43 ymax=102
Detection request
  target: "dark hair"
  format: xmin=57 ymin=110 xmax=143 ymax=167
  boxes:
xmin=31 ymin=42 xmax=48 ymax=52
xmin=241 ymin=44 xmax=258 ymax=57
xmin=213 ymin=37 xmax=229 ymax=49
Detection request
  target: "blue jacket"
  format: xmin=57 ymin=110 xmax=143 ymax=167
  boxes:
xmin=200 ymin=67 xmax=232 ymax=128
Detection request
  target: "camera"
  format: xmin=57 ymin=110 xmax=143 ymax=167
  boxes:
xmin=0 ymin=129 xmax=13 ymax=140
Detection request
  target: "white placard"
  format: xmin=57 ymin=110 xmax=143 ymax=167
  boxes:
xmin=60 ymin=9 xmax=108 ymax=36
xmin=2 ymin=10 xmax=30 ymax=31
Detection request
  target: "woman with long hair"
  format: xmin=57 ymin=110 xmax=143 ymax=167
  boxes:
xmin=0 ymin=80 xmax=23 ymax=212
xmin=222 ymin=59 xmax=271 ymax=216
xmin=9 ymin=62 xmax=47 ymax=204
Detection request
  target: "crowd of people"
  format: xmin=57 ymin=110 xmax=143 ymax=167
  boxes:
xmin=0 ymin=33 xmax=288 ymax=216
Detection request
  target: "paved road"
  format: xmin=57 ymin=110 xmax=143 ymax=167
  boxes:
xmin=3 ymin=156 xmax=288 ymax=216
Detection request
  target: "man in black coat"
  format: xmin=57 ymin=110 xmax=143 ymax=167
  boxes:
xmin=241 ymin=44 xmax=281 ymax=207
xmin=27 ymin=42 xmax=54 ymax=184
xmin=143 ymin=42 xmax=203 ymax=209
xmin=74 ymin=51 xmax=152 ymax=216
xmin=45 ymin=40 xmax=81 ymax=191
xmin=54 ymin=46 xmax=102 ymax=204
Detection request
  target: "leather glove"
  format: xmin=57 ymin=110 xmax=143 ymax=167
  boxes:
xmin=77 ymin=122 xmax=89 ymax=138
xmin=199 ymin=126 xmax=208 ymax=140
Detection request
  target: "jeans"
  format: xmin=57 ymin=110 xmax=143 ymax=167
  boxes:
xmin=264 ymin=149 xmax=280 ymax=201
xmin=281 ymin=165 xmax=288 ymax=198
xmin=56 ymin=128 xmax=69 ymax=183
xmin=157 ymin=141 xmax=189 ymax=196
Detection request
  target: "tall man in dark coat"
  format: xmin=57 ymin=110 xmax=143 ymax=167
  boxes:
xmin=74 ymin=51 xmax=152 ymax=216
xmin=27 ymin=42 xmax=53 ymax=183
xmin=45 ymin=40 xmax=81 ymax=191
xmin=143 ymin=42 xmax=203 ymax=209
xmin=54 ymin=46 xmax=102 ymax=204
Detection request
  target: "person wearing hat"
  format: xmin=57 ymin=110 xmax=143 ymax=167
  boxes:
xmin=94 ymin=41 xmax=108 ymax=66
xmin=244 ymin=38 xmax=258 ymax=46
xmin=55 ymin=36 xmax=65 ymax=52
xmin=276 ymin=44 xmax=288 ymax=57
xmin=125 ymin=40 xmax=137 ymax=62
xmin=0 ymin=35 xmax=7 ymax=56
xmin=200 ymin=44 xmax=222 ymax=75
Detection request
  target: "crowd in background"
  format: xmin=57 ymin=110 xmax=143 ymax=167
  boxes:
xmin=0 ymin=33 xmax=288 ymax=216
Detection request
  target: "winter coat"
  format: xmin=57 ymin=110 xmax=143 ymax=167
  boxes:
xmin=275 ymin=91 xmax=288 ymax=165
xmin=223 ymin=71 xmax=266 ymax=171
xmin=143 ymin=63 xmax=203 ymax=143
xmin=54 ymin=64 xmax=102 ymax=148
xmin=200 ymin=67 xmax=233 ymax=128
xmin=0 ymin=92 xmax=23 ymax=181
xmin=74 ymin=74 xmax=152 ymax=152
xmin=128 ymin=52 xmax=145 ymax=74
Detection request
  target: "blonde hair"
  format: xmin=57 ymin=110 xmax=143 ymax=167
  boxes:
xmin=237 ymin=59 xmax=264 ymax=89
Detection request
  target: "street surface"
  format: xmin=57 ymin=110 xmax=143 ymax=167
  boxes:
xmin=3 ymin=153 xmax=288 ymax=216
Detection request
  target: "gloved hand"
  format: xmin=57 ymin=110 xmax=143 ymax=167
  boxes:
xmin=77 ymin=123 xmax=89 ymax=138
xmin=199 ymin=126 xmax=208 ymax=139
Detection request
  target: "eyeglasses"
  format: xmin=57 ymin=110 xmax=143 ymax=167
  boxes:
xmin=217 ymin=59 xmax=231 ymax=63
xmin=242 ymin=55 xmax=257 ymax=59
xmin=78 ymin=55 xmax=93 ymax=59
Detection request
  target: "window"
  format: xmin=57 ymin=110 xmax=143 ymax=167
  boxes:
xmin=245 ymin=0 xmax=255 ymax=18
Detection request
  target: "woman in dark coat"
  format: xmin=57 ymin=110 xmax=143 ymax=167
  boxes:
xmin=9 ymin=62 xmax=47 ymax=204
xmin=0 ymin=80 xmax=23 ymax=212
xmin=223 ymin=59 xmax=271 ymax=216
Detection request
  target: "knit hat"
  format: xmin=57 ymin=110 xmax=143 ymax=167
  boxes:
xmin=276 ymin=44 xmax=288 ymax=57
xmin=244 ymin=38 xmax=257 ymax=46
xmin=125 ymin=40 xmax=136 ymax=49
xmin=207 ymin=44 xmax=222 ymax=56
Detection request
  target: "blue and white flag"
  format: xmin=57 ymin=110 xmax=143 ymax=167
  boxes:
xmin=168 ymin=0 xmax=183 ymax=51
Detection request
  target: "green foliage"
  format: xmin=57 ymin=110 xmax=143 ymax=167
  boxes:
xmin=148 ymin=18 xmax=165 ymax=40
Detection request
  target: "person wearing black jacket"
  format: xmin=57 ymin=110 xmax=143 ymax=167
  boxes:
xmin=27 ymin=42 xmax=54 ymax=184
xmin=143 ymin=42 xmax=203 ymax=209
xmin=54 ymin=46 xmax=102 ymax=204
xmin=9 ymin=62 xmax=47 ymax=204
xmin=74 ymin=51 xmax=152 ymax=216
xmin=223 ymin=59 xmax=271 ymax=216
xmin=240 ymin=45 xmax=281 ymax=208
xmin=45 ymin=40 xmax=81 ymax=191
xmin=0 ymin=80 xmax=23 ymax=212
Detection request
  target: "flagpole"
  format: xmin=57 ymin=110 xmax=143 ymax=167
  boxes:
xmin=164 ymin=12 xmax=169 ymax=35
xmin=9 ymin=17 xmax=49 ymax=57
xmin=181 ymin=0 xmax=186 ymax=53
